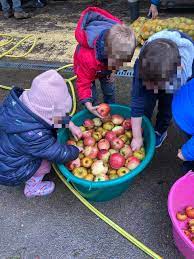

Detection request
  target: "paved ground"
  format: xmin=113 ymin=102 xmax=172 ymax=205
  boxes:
xmin=0 ymin=69 xmax=185 ymax=259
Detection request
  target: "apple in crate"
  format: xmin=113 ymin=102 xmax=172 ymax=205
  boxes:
xmin=73 ymin=167 xmax=87 ymax=178
xmin=133 ymin=147 xmax=145 ymax=160
xmin=83 ymin=119 xmax=94 ymax=129
xmin=122 ymin=119 xmax=131 ymax=130
xmin=82 ymin=130 xmax=93 ymax=139
xmin=91 ymin=160 xmax=108 ymax=176
xmin=105 ymin=131 xmax=117 ymax=142
xmin=117 ymin=167 xmax=129 ymax=177
xmin=97 ymin=103 xmax=111 ymax=117
xmin=103 ymin=122 xmax=114 ymax=131
xmin=81 ymin=157 xmax=93 ymax=168
xmin=112 ymin=126 xmax=125 ymax=136
xmin=119 ymin=134 xmax=128 ymax=143
xmin=109 ymin=174 xmax=119 ymax=180
xmin=125 ymin=130 xmax=132 ymax=139
xmin=84 ymin=137 xmax=96 ymax=147
xmin=92 ymin=132 xmax=102 ymax=141
xmin=109 ymin=153 xmax=126 ymax=169
xmin=85 ymin=174 xmax=94 ymax=181
xmin=80 ymin=126 xmax=86 ymax=132
xmin=93 ymin=117 xmax=102 ymax=127
xmin=76 ymin=140 xmax=84 ymax=147
xmin=67 ymin=140 xmax=77 ymax=146
xmin=98 ymin=139 xmax=110 ymax=150
xmin=66 ymin=158 xmax=81 ymax=170
xmin=126 ymin=156 xmax=140 ymax=170
xmin=109 ymin=149 xmax=117 ymax=155
xmin=97 ymin=149 xmax=110 ymax=163
xmin=111 ymin=137 xmax=124 ymax=150
xmin=84 ymin=146 xmax=98 ymax=159
xmin=94 ymin=174 xmax=109 ymax=181
xmin=120 ymin=145 xmax=133 ymax=159
xmin=111 ymin=114 xmax=124 ymax=125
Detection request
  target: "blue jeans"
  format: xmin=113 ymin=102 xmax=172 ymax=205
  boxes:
xmin=0 ymin=0 xmax=23 ymax=12
xmin=92 ymin=76 xmax=115 ymax=105
xmin=144 ymin=90 xmax=173 ymax=134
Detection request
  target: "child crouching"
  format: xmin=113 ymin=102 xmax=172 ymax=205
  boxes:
xmin=0 ymin=70 xmax=82 ymax=197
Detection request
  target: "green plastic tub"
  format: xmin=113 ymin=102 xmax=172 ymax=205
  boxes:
xmin=56 ymin=104 xmax=155 ymax=202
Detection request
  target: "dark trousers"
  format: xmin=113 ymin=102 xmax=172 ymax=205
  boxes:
xmin=144 ymin=90 xmax=173 ymax=134
xmin=92 ymin=76 xmax=115 ymax=106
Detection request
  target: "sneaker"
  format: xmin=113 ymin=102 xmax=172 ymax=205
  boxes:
xmin=14 ymin=11 xmax=31 ymax=19
xmin=3 ymin=11 xmax=13 ymax=18
xmin=24 ymin=181 xmax=55 ymax=198
xmin=155 ymin=131 xmax=167 ymax=148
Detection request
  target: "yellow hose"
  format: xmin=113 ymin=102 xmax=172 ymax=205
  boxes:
xmin=0 ymin=34 xmax=37 ymax=59
xmin=53 ymin=164 xmax=162 ymax=259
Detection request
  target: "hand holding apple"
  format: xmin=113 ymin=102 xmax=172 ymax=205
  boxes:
xmin=85 ymin=102 xmax=104 ymax=119
xmin=69 ymin=121 xmax=82 ymax=141
xmin=131 ymin=137 xmax=143 ymax=151
xmin=97 ymin=103 xmax=111 ymax=117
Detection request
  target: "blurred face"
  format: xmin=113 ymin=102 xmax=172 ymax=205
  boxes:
xmin=51 ymin=104 xmax=67 ymax=128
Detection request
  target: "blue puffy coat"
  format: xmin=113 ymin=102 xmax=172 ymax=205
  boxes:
xmin=0 ymin=88 xmax=79 ymax=186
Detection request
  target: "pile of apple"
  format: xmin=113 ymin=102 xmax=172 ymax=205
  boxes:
xmin=176 ymin=206 xmax=194 ymax=244
xmin=66 ymin=103 xmax=145 ymax=182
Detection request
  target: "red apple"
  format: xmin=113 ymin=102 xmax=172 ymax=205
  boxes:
xmin=112 ymin=126 xmax=125 ymax=136
xmin=120 ymin=145 xmax=133 ymax=159
xmin=98 ymin=139 xmax=110 ymax=150
xmin=105 ymin=131 xmax=117 ymax=142
xmin=97 ymin=149 xmax=110 ymax=163
xmin=109 ymin=153 xmax=126 ymax=169
xmin=111 ymin=137 xmax=124 ymax=150
xmin=101 ymin=114 xmax=111 ymax=123
xmin=97 ymin=103 xmax=111 ymax=117
xmin=67 ymin=140 xmax=76 ymax=146
xmin=66 ymin=158 xmax=81 ymax=170
xmin=122 ymin=119 xmax=132 ymax=130
xmin=91 ymin=160 xmax=108 ymax=176
xmin=126 ymin=156 xmax=140 ymax=170
xmin=111 ymin=114 xmax=124 ymax=125
xmin=93 ymin=117 xmax=102 ymax=127
xmin=84 ymin=146 xmax=98 ymax=159
xmin=84 ymin=137 xmax=96 ymax=147
xmin=83 ymin=119 xmax=94 ymax=129
xmin=82 ymin=129 xmax=93 ymax=139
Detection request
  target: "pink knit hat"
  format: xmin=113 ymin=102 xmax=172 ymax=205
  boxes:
xmin=19 ymin=70 xmax=72 ymax=125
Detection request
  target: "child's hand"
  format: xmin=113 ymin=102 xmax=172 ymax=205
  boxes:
xmin=69 ymin=121 xmax=82 ymax=141
xmin=177 ymin=149 xmax=186 ymax=161
xmin=77 ymin=146 xmax=83 ymax=153
xmin=131 ymin=137 xmax=143 ymax=151
xmin=85 ymin=102 xmax=104 ymax=119
xmin=148 ymin=4 xmax=158 ymax=19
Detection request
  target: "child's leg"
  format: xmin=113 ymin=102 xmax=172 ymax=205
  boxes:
xmin=155 ymin=92 xmax=173 ymax=134
xmin=99 ymin=76 xmax=115 ymax=104
xmin=12 ymin=0 xmax=23 ymax=12
xmin=24 ymin=160 xmax=55 ymax=198
xmin=144 ymin=90 xmax=158 ymax=120
xmin=0 ymin=0 xmax=11 ymax=13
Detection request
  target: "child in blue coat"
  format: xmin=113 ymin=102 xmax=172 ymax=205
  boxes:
xmin=0 ymin=70 xmax=82 ymax=197
xmin=130 ymin=30 xmax=194 ymax=151
xmin=172 ymin=78 xmax=194 ymax=172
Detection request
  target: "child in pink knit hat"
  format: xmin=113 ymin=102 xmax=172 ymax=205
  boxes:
xmin=0 ymin=70 xmax=82 ymax=197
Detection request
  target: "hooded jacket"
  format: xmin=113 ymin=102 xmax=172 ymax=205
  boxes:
xmin=0 ymin=88 xmax=79 ymax=186
xmin=73 ymin=7 xmax=122 ymax=103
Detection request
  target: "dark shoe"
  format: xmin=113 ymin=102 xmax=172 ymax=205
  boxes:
xmin=155 ymin=131 xmax=167 ymax=148
xmin=14 ymin=11 xmax=31 ymax=19
xmin=182 ymin=161 xmax=194 ymax=174
xmin=3 ymin=11 xmax=13 ymax=18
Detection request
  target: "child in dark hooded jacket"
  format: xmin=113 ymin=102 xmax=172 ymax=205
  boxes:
xmin=0 ymin=70 xmax=82 ymax=197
